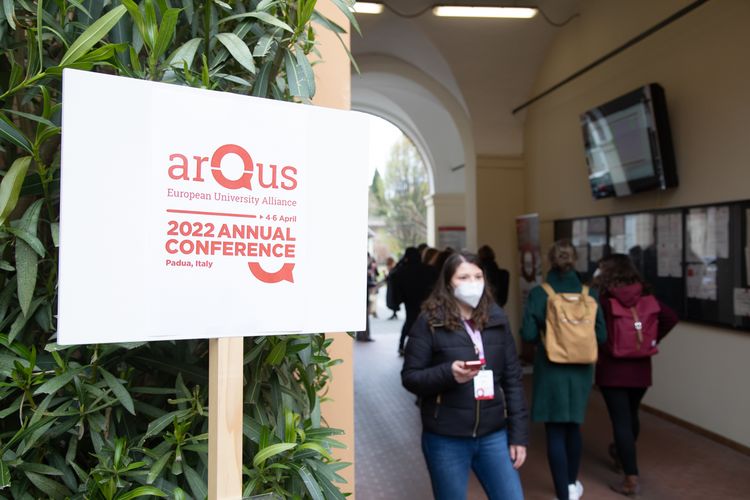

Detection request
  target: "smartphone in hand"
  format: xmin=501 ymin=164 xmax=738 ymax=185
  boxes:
xmin=463 ymin=360 xmax=484 ymax=370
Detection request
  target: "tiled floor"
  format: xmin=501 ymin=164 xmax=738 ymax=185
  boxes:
xmin=354 ymin=290 xmax=750 ymax=499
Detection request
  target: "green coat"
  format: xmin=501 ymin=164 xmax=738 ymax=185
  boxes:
xmin=520 ymin=270 xmax=607 ymax=423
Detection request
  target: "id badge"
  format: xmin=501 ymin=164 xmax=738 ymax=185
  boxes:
xmin=473 ymin=369 xmax=494 ymax=400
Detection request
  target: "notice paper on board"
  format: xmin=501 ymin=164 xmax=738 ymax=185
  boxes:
xmin=58 ymin=70 xmax=369 ymax=344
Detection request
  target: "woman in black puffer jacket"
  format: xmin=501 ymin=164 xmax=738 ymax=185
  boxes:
xmin=402 ymin=251 xmax=528 ymax=500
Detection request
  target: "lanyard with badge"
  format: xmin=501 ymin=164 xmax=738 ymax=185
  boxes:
xmin=463 ymin=320 xmax=494 ymax=400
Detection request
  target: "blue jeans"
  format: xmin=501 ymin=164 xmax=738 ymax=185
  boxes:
xmin=421 ymin=429 xmax=524 ymax=500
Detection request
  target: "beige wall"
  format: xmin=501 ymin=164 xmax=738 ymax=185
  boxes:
xmin=312 ymin=1 xmax=355 ymax=495
xmin=427 ymin=192 xmax=466 ymax=247
xmin=522 ymin=0 xmax=750 ymax=446
xmin=476 ymin=156 xmax=525 ymax=339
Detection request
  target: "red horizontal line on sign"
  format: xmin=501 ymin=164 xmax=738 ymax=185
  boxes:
xmin=167 ymin=209 xmax=257 ymax=219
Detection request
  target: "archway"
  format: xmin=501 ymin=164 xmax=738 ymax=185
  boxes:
xmin=352 ymin=54 xmax=476 ymax=248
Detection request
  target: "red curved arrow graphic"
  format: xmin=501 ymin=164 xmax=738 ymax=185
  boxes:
xmin=248 ymin=262 xmax=295 ymax=283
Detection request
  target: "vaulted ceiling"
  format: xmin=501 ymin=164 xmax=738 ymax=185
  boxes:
xmin=351 ymin=0 xmax=580 ymax=157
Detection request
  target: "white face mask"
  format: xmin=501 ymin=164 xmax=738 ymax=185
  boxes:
xmin=453 ymin=281 xmax=484 ymax=309
xmin=593 ymin=268 xmax=602 ymax=278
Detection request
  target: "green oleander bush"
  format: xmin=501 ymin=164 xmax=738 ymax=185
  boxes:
xmin=0 ymin=1 xmax=358 ymax=498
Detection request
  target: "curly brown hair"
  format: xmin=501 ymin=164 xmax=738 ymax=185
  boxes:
xmin=594 ymin=253 xmax=650 ymax=292
xmin=421 ymin=251 xmax=494 ymax=332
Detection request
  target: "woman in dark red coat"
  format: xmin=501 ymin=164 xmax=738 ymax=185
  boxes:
xmin=594 ymin=254 xmax=679 ymax=497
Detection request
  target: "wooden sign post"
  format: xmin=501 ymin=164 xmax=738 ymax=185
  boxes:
xmin=208 ymin=337 xmax=244 ymax=499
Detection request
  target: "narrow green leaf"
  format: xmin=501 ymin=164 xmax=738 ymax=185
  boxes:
xmin=265 ymin=340 xmax=287 ymax=365
xmin=311 ymin=10 xmax=346 ymax=35
xmin=217 ymin=73 xmax=251 ymax=87
xmin=129 ymin=46 xmax=142 ymax=73
xmin=201 ymin=54 xmax=210 ymax=87
xmin=146 ymin=450 xmax=173 ymax=484
xmin=284 ymin=50 xmax=308 ymax=99
xmin=122 ymin=0 xmax=145 ymax=42
xmin=18 ymin=198 xmax=43 ymax=235
xmin=2 ymin=109 xmax=56 ymax=128
xmin=2 ymin=0 xmax=15 ymax=30
xmin=59 ymin=5 xmax=127 ymax=67
xmin=182 ymin=463 xmax=207 ymax=500
xmin=167 ymin=37 xmax=201 ymax=69
xmin=0 ymin=117 xmax=32 ymax=154
xmin=312 ymin=468 xmax=347 ymax=500
xmin=33 ymin=367 xmax=84 ymax=395
xmin=68 ymin=0 xmax=93 ymax=19
xmin=15 ymin=240 xmax=37 ymax=317
xmin=288 ymin=463 xmax=324 ymax=500
xmin=22 ymin=471 xmax=71 ymax=499
xmin=143 ymin=0 xmax=157 ymax=50
xmin=4 ymin=227 xmax=45 ymax=257
xmin=296 ymin=442 xmax=332 ymax=460
xmin=252 ymin=442 xmax=297 ymax=469
xmin=257 ymin=0 xmax=277 ymax=10
xmin=295 ymin=47 xmax=316 ymax=97
xmin=0 ymin=459 xmax=9 ymax=488
xmin=252 ymin=61 xmax=273 ymax=97
xmin=215 ymin=32 xmax=256 ymax=74
xmin=253 ymin=33 xmax=276 ymax=58
xmin=328 ymin=0 xmax=361 ymax=35
xmin=219 ymin=11 xmax=293 ymax=33
xmin=153 ymin=8 xmax=180 ymax=61
xmin=8 ymin=297 xmax=42 ymax=343
xmin=143 ymin=409 xmax=191 ymax=440
xmin=99 ymin=367 xmax=136 ymax=415
xmin=17 ymin=463 xmax=63 ymax=476
xmin=0 ymin=156 xmax=31 ymax=226
xmin=50 ymin=222 xmax=59 ymax=247
xmin=76 ymin=43 xmax=122 ymax=64
xmin=173 ymin=487 xmax=188 ymax=500
xmin=0 ymin=259 xmax=12 ymax=270
xmin=115 ymin=486 xmax=168 ymax=500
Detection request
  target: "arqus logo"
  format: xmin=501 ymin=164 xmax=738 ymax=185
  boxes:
xmin=167 ymin=143 xmax=298 ymax=191
xmin=165 ymin=143 xmax=299 ymax=284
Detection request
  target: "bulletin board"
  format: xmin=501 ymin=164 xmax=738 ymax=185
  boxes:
xmin=553 ymin=199 xmax=750 ymax=332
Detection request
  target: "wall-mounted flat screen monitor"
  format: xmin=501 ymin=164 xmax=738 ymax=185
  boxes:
xmin=580 ymin=83 xmax=678 ymax=200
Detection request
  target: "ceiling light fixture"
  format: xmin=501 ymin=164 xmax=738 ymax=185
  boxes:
xmin=351 ymin=2 xmax=384 ymax=14
xmin=432 ymin=6 xmax=538 ymax=18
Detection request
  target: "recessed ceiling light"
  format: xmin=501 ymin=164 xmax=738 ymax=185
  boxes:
xmin=351 ymin=2 xmax=384 ymax=14
xmin=432 ymin=6 xmax=538 ymax=18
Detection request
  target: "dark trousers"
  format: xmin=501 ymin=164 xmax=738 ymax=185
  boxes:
xmin=398 ymin=307 xmax=419 ymax=350
xmin=545 ymin=422 xmax=581 ymax=500
xmin=600 ymin=386 xmax=647 ymax=475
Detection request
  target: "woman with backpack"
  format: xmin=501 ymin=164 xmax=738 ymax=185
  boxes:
xmin=520 ymin=240 xmax=607 ymax=500
xmin=593 ymin=254 xmax=678 ymax=497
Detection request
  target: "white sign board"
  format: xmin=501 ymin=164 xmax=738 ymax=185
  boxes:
xmin=59 ymin=70 xmax=368 ymax=344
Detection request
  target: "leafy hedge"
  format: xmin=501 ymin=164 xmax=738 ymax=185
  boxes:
xmin=0 ymin=1 xmax=358 ymax=498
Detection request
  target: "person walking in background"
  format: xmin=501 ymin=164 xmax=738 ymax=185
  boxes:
xmin=383 ymin=256 xmax=400 ymax=320
xmin=478 ymin=244 xmax=510 ymax=307
xmin=593 ymin=254 xmax=678 ymax=497
xmin=390 ymin=247 xmax=435 ymax=355
xmin=357 ymin=254 xmax=377 ymax=342
xmin=402 ymin=251 xmax=528 ymax=500
xmin=520 ymin=240 xmax=606 ymax=500
xmin=367 ymin=253 xmax=380 ymax=319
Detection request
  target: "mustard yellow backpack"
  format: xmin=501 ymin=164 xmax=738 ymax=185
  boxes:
xmin=540 ymin=283 xmax=598 ymax=364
